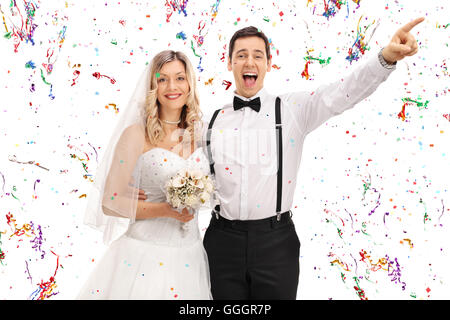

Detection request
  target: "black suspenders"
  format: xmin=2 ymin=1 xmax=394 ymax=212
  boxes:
xmin=207 ymin=97 xmax=283 ymax=218
xmin=274 ymin=97 xmax=283 ymax=219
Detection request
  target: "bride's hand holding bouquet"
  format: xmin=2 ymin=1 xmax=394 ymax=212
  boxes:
xmin=164 ymin=168 xmax=215 ymax=229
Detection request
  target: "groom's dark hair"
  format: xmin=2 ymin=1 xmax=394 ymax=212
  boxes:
xmin=228 ymin=26 xmax=271 ymax=62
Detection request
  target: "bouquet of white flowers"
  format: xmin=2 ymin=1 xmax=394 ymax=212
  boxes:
xmin=164 ymin=168 xmax=215 ymax=229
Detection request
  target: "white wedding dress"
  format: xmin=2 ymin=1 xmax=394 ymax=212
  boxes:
xmin=77 ymin=147 xmax=212 ymax=300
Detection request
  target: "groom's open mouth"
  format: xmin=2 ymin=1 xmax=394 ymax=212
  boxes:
xmin=242 ymin=72 xmax=258 ymax=88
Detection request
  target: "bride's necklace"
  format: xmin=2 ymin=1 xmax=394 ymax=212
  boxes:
xmin=161 ymin=118 xmax=181 ymax=125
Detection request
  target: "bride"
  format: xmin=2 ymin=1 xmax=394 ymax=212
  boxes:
xmin=77 ymin=50 xmax=212 ymax=300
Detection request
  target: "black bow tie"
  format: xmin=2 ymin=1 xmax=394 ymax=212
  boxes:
xmin=233 ymin=96 xmax=261 ymax=112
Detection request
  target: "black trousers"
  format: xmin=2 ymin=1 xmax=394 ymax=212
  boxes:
xmin=203 ymin=211 xmax=300 ymax=300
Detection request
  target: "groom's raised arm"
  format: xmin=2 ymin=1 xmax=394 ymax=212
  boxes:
xmin=285 ymin=17 xmax=424 ymax=136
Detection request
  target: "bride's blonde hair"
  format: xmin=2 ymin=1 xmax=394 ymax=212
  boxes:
xmin=145 ymin=50 xmax=202 ymax=146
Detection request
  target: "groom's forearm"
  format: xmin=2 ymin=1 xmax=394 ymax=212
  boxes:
xmin=299 ymin=51 xmax=396 ymax=134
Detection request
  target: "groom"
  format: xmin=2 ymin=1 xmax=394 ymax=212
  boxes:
xmin=202 ymin=18 xmax=424 ymax=299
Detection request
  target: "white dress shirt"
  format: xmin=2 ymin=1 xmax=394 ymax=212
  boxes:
xmin=204 ymin=53 xmax=395 ymax=221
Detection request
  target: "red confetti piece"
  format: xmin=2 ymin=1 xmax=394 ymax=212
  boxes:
xmin=397 ymin=102 xmax=407 ymax=121
xmin=92 ymin=72 xmax=116 ymax=84
xmin=222 ymin=80 xmax=232 ymax=90
xmin=71 ymin=70 xmax=80 ymax=86
xmin=301 ymin=61 xmax=311 ymax=80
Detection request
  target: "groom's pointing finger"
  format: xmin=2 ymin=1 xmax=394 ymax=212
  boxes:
xmin=401 ymin=17 xmax=425 ymax=33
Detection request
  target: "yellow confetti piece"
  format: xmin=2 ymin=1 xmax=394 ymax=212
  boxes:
xmin=400 ymin=238 xmax=414 ymax=249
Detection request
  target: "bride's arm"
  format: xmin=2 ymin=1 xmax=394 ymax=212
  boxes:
xmin=103 ymin=198 xmax=193 ymax=222
xmin=101 ymin=124 xmax=193 ymax=222
xmin=101 ymin=124 xmax=147 ymax=220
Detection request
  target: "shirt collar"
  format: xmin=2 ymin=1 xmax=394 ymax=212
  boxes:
xmin=233 ymin=87 xmax=268 ymax=103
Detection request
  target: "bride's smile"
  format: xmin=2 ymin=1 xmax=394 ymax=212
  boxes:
xmin=156 ymin=60 xmax=190 ymax=116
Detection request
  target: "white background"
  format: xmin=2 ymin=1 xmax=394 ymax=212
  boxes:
xmin=0 ymin=0 xmax=449 ymax=300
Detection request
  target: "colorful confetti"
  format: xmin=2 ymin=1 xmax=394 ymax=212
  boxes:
xmin=346 ymin=15 xmax=378 ymax=64
xmin=0 ymin=0 xmax=448 ymax=301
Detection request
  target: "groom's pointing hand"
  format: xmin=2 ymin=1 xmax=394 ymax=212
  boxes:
xmin=382 ymin=17 xmax=425 ymax=64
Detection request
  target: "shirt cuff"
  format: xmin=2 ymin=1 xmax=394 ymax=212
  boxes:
xmin=378 ymin=48 xmax=397 ymax=70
